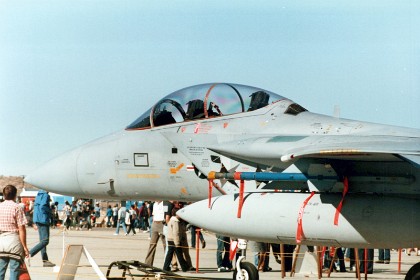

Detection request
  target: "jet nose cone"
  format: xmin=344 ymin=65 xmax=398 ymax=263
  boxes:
xmin=25 ymin=147 xmax=83 ymax=195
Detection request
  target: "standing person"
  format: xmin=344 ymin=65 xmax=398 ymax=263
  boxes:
xmin=148 ymin=202 xmax=154 ymax=237
xmin=358 ymin=248 xmax=374 ymax=274
xmin=163 ymin=201 xmax=178 ymax=271
xmin=24 ymin=201 xmax=31 ymax=226
xmin=141 ymin=202 xmax=150 ymax=231
xmin=90 ymin=209 xmax=96 ymax=226
xmin=29 ymin=190 xmax=55 ymax=267
xmin=133 ymin=203 xmax=140 ymax=229
xmin=255 ymin=242 xmax=271 ymax=272
xmin=62 ymin=201 xmax=72 ymax=230
xmin=345 ymin=248 xmax=357 ymax=271
xmin=126 ymin=205 xmax=137 ymax=235
xmin=114 ymin=205 xmax=127 ymax=235
xmin=93 ymin=203 xmax=101 ymax=226
xmin=376 ymin=249 xmax=391 ymax=264
xmin=163 ymin=208 xmax=189 ymax=272
xmin=112 ymin=204 xmax=118 ymax=228
xmin=216 ymin=235 xmax=232 ymax=272
xmin=0 ymin=185 xmax=30 ymax=280
xmin=70 ymin=201 xmax=77 ymax=229
xmin=72 ymin=201 xmax=81 ymax=231
xmin=27 ymin=200 xmax=34 ymax=227
xmin=190 ymin=225 xmax=206 ymax=249
xmin=106 ymin=205 xmax=113 ymax=227
xmin=323 ymin=247 xmax=346 ymax=272
xmin=82 ymin=201 xmax=92 ymax=230
xmin=334 ymin=247 xmax=347 ymax=272
xmin=144 ymin=201 xmax=166 ymax=267
xmin=177 ymin=203 xmax=194 ymax=271
xmin=50 ymin=202 xmax=58 ymax=228
xmin=282 ymin=244 xmax=296 ymax=272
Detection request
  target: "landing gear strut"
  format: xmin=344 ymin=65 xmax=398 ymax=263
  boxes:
xmin=232 ymin=239 xmax=259 ymax=280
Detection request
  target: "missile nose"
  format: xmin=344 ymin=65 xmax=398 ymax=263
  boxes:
xmin=25 ymin=147 xmax=83 ymax=196
xmin=178 ymin=199 xmax=215 ymax=229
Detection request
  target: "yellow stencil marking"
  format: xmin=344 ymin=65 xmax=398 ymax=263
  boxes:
xmin=319 ymin=149 xmax=361 ymax=154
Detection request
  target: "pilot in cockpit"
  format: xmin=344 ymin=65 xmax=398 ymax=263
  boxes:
xmin=186 ymin=99 xmax=205 ymax=120
xmin=153 ymin=106 xmax=176 ymax=126
xmin=207 ymin=102 xmax=222 ymax=117
xmin=186 ymin=99 xmax=223 ymax=120
xmin=248 ymin=91 xmax=270 ymax=111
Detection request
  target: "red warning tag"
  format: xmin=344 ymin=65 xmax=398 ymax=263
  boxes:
xmin=296 ymin=191 xmax=315 ymax=244
xmin=229 ymin=240 xmax=238 ymax=261
xmin=334 ymin=177 xmax=349 ymax=226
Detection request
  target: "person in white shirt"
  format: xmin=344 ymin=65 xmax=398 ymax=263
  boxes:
xmin=144 ymin=201 xmax=166 ymax=266
xmin=114 ymin=205 xmax=127 ymax=235
xmin=126 ymin=205 xmax=137 ymax=235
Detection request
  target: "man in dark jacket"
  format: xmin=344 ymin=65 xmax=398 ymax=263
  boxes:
xmin=29 ymin=190 xmax=55 ymax=267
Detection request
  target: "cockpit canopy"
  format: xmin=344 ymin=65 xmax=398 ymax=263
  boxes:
xmin=126 ymin=83 xmax=306 ymax=130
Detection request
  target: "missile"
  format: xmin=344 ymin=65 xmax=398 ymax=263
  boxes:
xmin=178 ymin=192 xmax=420 ymax=248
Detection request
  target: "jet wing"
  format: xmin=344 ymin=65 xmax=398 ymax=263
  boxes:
xmin=163 ymin=131 xmax=420 ymax=169
xmin=207 ymin=135 xmax=420 ymax=168
xmin=208 ymin=134 xmax=420 ymax=193
xmin=163 ymin=132 xmax=419 ymax=193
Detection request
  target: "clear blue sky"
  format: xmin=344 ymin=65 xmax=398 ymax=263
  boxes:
xmin=1 ymin=1 xmax=419 ymax=176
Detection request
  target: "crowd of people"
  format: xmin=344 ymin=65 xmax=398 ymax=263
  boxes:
xmin=110 ymin=201 xmax=152 ymax=234
xmin=15 ymin=197 xmax=101 ymax=232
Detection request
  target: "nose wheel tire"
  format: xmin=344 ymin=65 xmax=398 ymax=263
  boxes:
xmin=233 ymin=261 xmax=259 ymax=280
xmin=405 ymin=262 xmax=420 ymax=280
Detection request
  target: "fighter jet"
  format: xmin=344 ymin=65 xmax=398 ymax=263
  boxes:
xmin=25 ymin=83 xmax=420 ymax=280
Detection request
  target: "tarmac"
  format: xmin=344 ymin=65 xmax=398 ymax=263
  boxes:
xmin=12 ymin=225 xmax=419 ymax=280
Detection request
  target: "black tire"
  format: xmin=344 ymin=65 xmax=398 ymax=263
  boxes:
xmin=233 ymin=261 xmax=259 ymax=280
xmin=405 ymin=262 xmax=420 ymax=280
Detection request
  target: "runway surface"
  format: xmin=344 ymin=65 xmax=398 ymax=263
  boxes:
xmin=15 ymin=226 xmax=419 ymax=279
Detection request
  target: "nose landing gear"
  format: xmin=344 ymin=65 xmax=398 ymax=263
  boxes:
xmin=233 ymin=257 xmax=259 ymax=280
xmin=232 ymin=240 xmax=259 ymax=280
